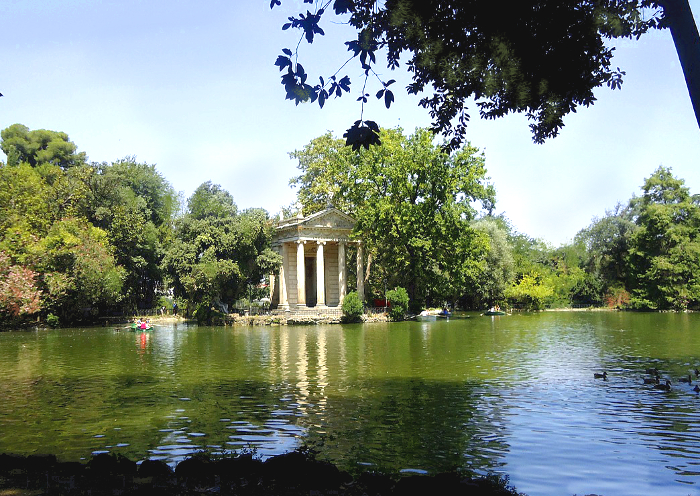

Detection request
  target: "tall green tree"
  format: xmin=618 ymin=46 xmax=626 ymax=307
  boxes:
xmin=290 ymin=127 xmax=494 ymax=308
xmin=627 ymin=166 xmax=700 ymax=310
xmin=37 ymin=218 xmax=124 ymax=322
xmin=1 ymin=123 xmax=86 ymax=169
xmin=575 ymin=203 xmax=638 ymax=303
xmin=84 ymin=158 xmax=179 ymax=310
xmin=1 ymin=125 xmax=180 ymax=321
xmin=162 ymin=183 xmax=281 ymax=318
xmin=469 ymin=217 xmax=515 ymax=309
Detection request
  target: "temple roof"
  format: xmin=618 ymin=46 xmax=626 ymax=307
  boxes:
xmin=273 ymin=207 xmax=357 ymax=245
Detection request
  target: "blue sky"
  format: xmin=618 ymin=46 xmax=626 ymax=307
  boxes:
xmin=2 ymin=1 xmax=699 ymax=246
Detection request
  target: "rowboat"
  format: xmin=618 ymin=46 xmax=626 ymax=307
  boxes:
xmin=130 ymin=323 xmax=153 ymax=331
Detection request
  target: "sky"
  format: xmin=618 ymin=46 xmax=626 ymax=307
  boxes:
xmin=1 ymin=0 xmax=699 ymax=246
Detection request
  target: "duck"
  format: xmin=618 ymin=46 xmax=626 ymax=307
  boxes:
xmin=643 ymin=376 xmax=660 ymax=385
xmin=653 ymin=379 xmax=672 ymax=391
xmin=645 ymin=367 xmax=659 ymax=375
xmin=594 ymin=371 xmax=607 ymax=379
xmin=679 ymin=374 xmax=693 ymax=384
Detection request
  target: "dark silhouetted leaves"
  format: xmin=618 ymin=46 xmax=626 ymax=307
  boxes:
xmin=333 ymin=0 xmax=353 ymax=15
xmin=343 ymin=120 xmax=381 ymax=151
xmin=607 ymin=68 xmax=626 ymax=90
xmin=275 ymin=54 xmax=292 ymax=71
xmin=345 ymin=29 xmax=377 ymax=70
xmin=285 ymin=11 xmax=325 ymax=44
xmin=281 ymin=65 xmax=314 ymax=105
xmin=270 ymin=0 xmax=281 ymax=8
xmin=274 ymin=0 xmax=666 ymax=151
xmin=384 ymin=90 xmax=394 ymax=108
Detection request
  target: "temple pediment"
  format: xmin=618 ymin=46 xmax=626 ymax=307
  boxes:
xmin=302 ymin=208 xmax=356 ymax=230
xmin=274 ymin=207 xmax=356 ymax=243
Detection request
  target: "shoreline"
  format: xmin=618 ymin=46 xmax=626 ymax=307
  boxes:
xmin=0 ymin=451 xmax=522 ymax=496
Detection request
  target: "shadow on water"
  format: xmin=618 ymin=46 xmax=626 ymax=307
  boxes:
xmin=3 ymin=313 xmax=700 ymax=496
xmin=1 ymin=373 xmax=511 ymax=475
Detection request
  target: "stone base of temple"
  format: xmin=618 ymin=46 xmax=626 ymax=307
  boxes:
xmin=272 ymin=306 xmax=342 ymax=318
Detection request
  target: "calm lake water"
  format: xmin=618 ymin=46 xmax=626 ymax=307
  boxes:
xmin=1 ymin=312 xmax=700 ymax=495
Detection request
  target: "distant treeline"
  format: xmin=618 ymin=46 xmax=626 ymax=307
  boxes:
xmin=2 ymin=124 xmax=698 ymax=327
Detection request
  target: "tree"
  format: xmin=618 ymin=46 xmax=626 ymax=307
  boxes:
xmin=627 ymin=166 xmax=700 ymax=310
xmin=162 ymin=184 xmax=281 ymax=317
xmin=290 ymin=127 xmax=494 ymax=308
xmin=85 ymin=158 xmax=179 ymax=310
xmin=38 ymin=218 xmax=125 ymax=321
xmin=271 ymin=1 xmax=699 ymax=150
xmin=0 ymin=163 xmax=52 ymax=262
xmin=0 ymin=123 xmax=86 ymax=169
xmin=545 ymin=242 xmax=590 ymax=307
xmin=0 ymin=251 xmax=42 ymax=323
xmin=187 ymin=181 xmax=238 ymax=220
xmin=575 ymin=203 xmax=638 ymax=300
xmin=470 ymin=218 xmax=515 ymax=308
xmin=505 ymin=272 xmax=554 ymax=311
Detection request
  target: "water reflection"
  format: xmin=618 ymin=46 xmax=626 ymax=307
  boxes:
xmin=1 ymin=313 xmax=700 ymax=495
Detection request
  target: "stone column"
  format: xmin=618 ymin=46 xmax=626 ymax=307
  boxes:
xmin=356 ymin=242 xmax=364 ymax=303
xmin=279 ymin=243 xmax=289 ymax=310
xmin=296 ymin=240 xmax=306 ymax=308
xmin=338 ymin=242 xmax=346 ymax=305
xmin=316 ymin=241 xmax=326 ymax=307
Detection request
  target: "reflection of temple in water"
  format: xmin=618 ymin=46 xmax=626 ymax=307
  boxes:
xmin=270 ymin=208 xmax=364 ymax=312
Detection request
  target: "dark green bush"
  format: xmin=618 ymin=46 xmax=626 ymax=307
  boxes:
xmin=341 ymin=291 xmax=363 ymax=323
xmin=46 ymin=313 xmax=60 ymax=328
xmin=386 ymin=287 xmax=409 ymax=321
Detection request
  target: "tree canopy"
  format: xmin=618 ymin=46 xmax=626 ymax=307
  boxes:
xmin=272 ymin=0 xmax=699 ymax=150
xmin=290 ymin=127 xmax=494 ymax=307
xmin=627 ymin=166 xmax=700 ymax=310
xmin=1 ymin=123 xmax=86 ymax=169
xmin=161 ymin=183 xmax=281 ymax=321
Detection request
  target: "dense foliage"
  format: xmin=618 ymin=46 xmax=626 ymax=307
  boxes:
xmin=290 ymin=127 xmax=494 ymax=309
xmin=0 ymin=125 xmax=279 ymax=327
xmin=386 ymin=287 xmax=409 ymax=321
xmin=3 ymin=123 xmax=700 ymax=325
xmin=161 ymin=182 xmax=281 ymax=323
xmin=341 ymin=291 xmax=364 ymax=323
xmin=269 ymin=1 xmax=698 ymax=151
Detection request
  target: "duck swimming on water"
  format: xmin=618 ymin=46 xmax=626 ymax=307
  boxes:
xmin=594 ymin=371 xmax=607 ymax=379
xmin=654 ymin=379 xmax=672 ymax=391
xmin=679 ymin=374 xmax=692 ymax=384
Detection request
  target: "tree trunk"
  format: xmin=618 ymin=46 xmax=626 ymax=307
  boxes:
xmin=659 ymin=0 xmax=700 ymax=129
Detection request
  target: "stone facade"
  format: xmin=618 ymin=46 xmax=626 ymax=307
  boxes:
xmin=270 ymin=208 xmax=363 ymax=311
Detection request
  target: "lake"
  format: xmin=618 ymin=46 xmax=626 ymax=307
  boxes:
xmin=1 ymin=311 xmax=700 ymax=496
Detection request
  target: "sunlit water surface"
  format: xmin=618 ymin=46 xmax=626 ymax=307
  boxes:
xmin=2 ymin=312 xmax=700 ymax=496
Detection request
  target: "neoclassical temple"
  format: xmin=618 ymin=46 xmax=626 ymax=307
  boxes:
xmin=270 ymin=207 xmax=364 ymax=311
